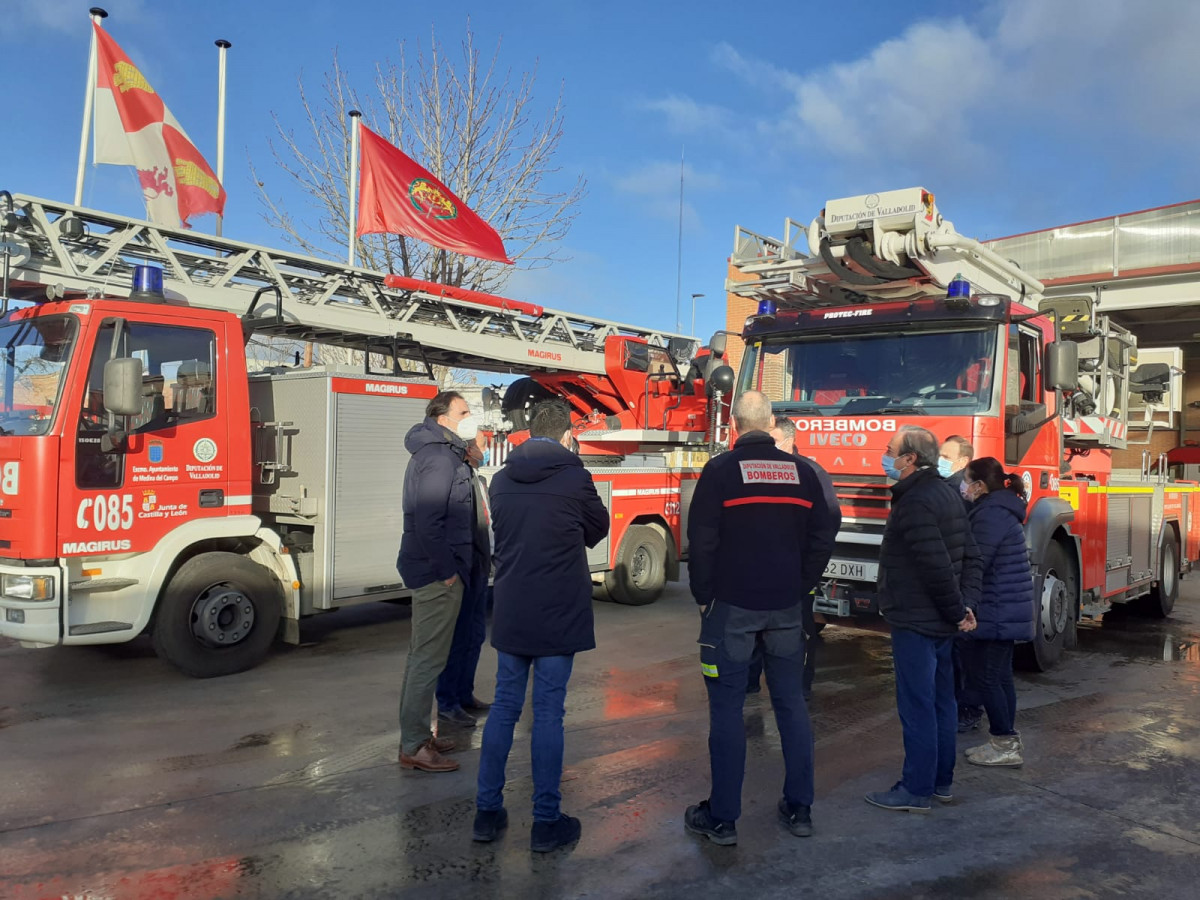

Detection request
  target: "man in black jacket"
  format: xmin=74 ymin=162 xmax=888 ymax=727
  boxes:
xmin=746 ymin=416 xmax=842 ymax=699
xmin=397 ymin=391 xmax=475 ymax=774
xmin=866 ymin=425 xmax=982 ymax=813
xmin=473 ymin=401 xmax=609 ymax=853
xmin=684 ymin=391 xmax=837 ymax=846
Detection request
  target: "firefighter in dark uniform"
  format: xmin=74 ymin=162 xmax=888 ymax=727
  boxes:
xmin=683 ymin=390 xmax=837 ymax=846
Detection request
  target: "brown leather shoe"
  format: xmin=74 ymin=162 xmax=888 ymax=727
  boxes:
xmin=398 ymin=735 xmax=456 ymax=759
xmin=399 ymin=739 xmax=460 ymax=773
xmin=429 ymin=735 xmax=457 ymax=753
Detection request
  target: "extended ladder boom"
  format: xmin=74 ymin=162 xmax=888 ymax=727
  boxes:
xmin=0 ymin=193 xmax=694 ymax=375
xmin=727 ymin=188 xmax=1045 ymax=308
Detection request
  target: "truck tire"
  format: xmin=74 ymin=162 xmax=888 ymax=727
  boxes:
xmin=1137 ymin=531 xmax=1179 ymax=618
xmin=152 ymin=552 xmax=283 ymax=678
xmin=501 ymin=377 xmax=556 ymax=431
xmin=604 ymin=525 xmax=667 ymax=606
xmin=1019 ymin=540 xmax=1077 ymax=672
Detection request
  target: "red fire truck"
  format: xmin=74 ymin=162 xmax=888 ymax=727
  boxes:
xmin=729 ymin=188 xmax=1198 ymax=669
xmin=0 ymin=191 xmax=727 ymax=676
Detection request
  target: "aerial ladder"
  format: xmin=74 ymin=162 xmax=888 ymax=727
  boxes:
xmin=0 ymin=192 xmax=692 ymax=375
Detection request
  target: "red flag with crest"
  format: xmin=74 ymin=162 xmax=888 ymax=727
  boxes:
xmin=91 ymin=23 xmax=226 ymax=228
xmin=355 ymin=125 xmax=511 ymax=264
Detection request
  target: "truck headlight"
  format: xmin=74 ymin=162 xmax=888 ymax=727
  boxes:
xmin=3 ymin=574 xmax=56 ymax=601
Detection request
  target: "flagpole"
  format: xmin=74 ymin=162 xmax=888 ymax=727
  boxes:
xmin=347 ymin=110 xmax=362 ymax=267
xmin=74 ymin=7 xmax=108 ymax=207
xmin=214 ymin=39 xmax=231 ymax=237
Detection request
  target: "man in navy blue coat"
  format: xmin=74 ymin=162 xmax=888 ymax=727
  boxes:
xmin=684 ymin=390 xmax=837 ymax=846
xmin=473 ymin=400 xmax=609 ymax=853
xmin=397 ymin=391 xmax=476 ymax=774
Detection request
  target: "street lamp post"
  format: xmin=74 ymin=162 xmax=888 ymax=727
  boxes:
xmin=690 ymin=293 xmax=705 ymax=337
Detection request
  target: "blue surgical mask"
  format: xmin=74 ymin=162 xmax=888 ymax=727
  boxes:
xmin=937 ymin=458 xmax=953 ymax=478
xmin=882 ymin=453 xmax=903 ymax=480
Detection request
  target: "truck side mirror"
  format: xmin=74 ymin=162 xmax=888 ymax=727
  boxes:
xmin=708 ymin=332 xmax=728 ymax=357
xmin=1045 ymin=342 xmax=1079 ymax=392
xmin=706 ymin=365 xmax=735 ymax=397
xmin=103 ymin=358 xmax=144 ymax=416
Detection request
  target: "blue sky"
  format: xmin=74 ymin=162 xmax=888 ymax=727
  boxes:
xmin=3 ymin=0 xmax=1198 ymax=344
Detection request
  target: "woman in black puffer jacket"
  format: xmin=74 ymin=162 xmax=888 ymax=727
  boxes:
xmin=961 ymin=457 xmax=1034 ymax=768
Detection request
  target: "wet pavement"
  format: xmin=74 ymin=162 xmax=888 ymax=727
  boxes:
xmin=3 ymin=578 xmax=1200 ymax=899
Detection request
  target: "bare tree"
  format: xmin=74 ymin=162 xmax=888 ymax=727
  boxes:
xmin=252 ymin=25 xmax=586 ymax=299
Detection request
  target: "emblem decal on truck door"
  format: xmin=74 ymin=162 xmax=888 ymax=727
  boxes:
xmin=193 ymin=438 xmax=218 ymax=462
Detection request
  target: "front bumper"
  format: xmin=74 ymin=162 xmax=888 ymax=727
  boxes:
xmin=0 ymin=561 xmax=65 ymax=647
xmin=815 ymin=579 xmax=879 ymax=618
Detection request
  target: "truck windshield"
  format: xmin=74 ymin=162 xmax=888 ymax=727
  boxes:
xmin=738 ymin=327 xmax=999 ymax=416
xmin=0 ymin=314 xmax=79 ymax=435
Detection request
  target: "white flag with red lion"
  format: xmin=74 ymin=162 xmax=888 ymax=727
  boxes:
xmin=91 ymin=23 xmax=226 ymax=229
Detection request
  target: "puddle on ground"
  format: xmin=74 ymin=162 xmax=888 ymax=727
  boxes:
xmin=1077 ymin=616 xmax=1200 ymax=665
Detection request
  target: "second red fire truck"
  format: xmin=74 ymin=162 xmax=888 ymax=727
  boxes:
xmin=728 ymin=187 xmax=1196 ymax=669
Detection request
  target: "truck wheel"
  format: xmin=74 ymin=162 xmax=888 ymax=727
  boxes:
xmin=152 ymin=552 xmax=282 ymax=678
xmin=604 ymin=525 xmax=667 ymax=606
xmin=1020 ymin=540 xmax=1077 ymax=672
xmin=1137 ymin=532 xmax=1179 ymax=618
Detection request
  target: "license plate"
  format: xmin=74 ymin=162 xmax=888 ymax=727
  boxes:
xmin=823 ymin=559 xmax=878 ymax=582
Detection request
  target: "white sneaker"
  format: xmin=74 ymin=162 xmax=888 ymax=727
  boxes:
xmin=966 ymin=734 xmax=1023 ymax=767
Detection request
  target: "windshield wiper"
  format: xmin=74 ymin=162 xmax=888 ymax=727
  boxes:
xmin=873 ymin=404 xmax=928 ymax=415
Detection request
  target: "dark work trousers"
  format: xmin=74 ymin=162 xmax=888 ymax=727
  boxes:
xmin=701 ymin=599 xmax=813 ymax=823
xmin=747 ymin=592 xmax=817 ymax=695
xmin=952 ymin=638 xmax=983 ymax=718
xmin=890 ymin=627 xmax=957 ymax=797
xmin=436 ymin=555 xmax=489 ymax=712
xmin=960 ymin=638 xmax=1017 ymax=735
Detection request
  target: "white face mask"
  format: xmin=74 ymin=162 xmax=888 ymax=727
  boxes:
xmin=456 ymin=415 xmax=480 ymax=441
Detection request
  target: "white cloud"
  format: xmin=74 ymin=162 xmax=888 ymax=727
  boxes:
xmin=0 ymin=0 xmax=145 ymax=37
xmin=706 ymin=0 xmax=1200 ymax=184
xmin=612 ymin=160 xmax=723 ymax=227
xmin=716 ymin=20 xmax=999 ymax=172
xmin=991 ymin=0 xmax=1200 ymax=142
xmin=1 ymin=0 xmax=78 ymax=35
xmin=636 ymin=95 xmax=733 ymax=136
xmin=613 ymin=160 xmax=722 ymax=196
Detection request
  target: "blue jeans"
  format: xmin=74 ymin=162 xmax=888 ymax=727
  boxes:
xmin=476 ymin=651 xmax=575 ymax=822
xmin=701 ymin=600 xmax=813 ymax=823
xmin=436 ymin=557 xmax=489 ymax=711
xmin=891 ymin=627 xmax=957 ymax=797
xmin=962 ymin=638 xmax=1017 ymax=735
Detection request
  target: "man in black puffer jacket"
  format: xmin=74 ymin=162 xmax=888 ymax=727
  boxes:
xmin=397 ymin=391 xmax=476 ymax=774
xmin=473 ymin=400 xmax=609 ymax=854
xmin=865 ymin=426 xmax=982 ymax=814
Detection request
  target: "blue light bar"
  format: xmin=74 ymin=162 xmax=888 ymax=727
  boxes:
xmin=757 ymin=299 xmax=777 ymax=316
xmin=132 ymin=265 xmax=164 ymax=296
xmin=946 ymin=273 xmax=970 ymax=299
